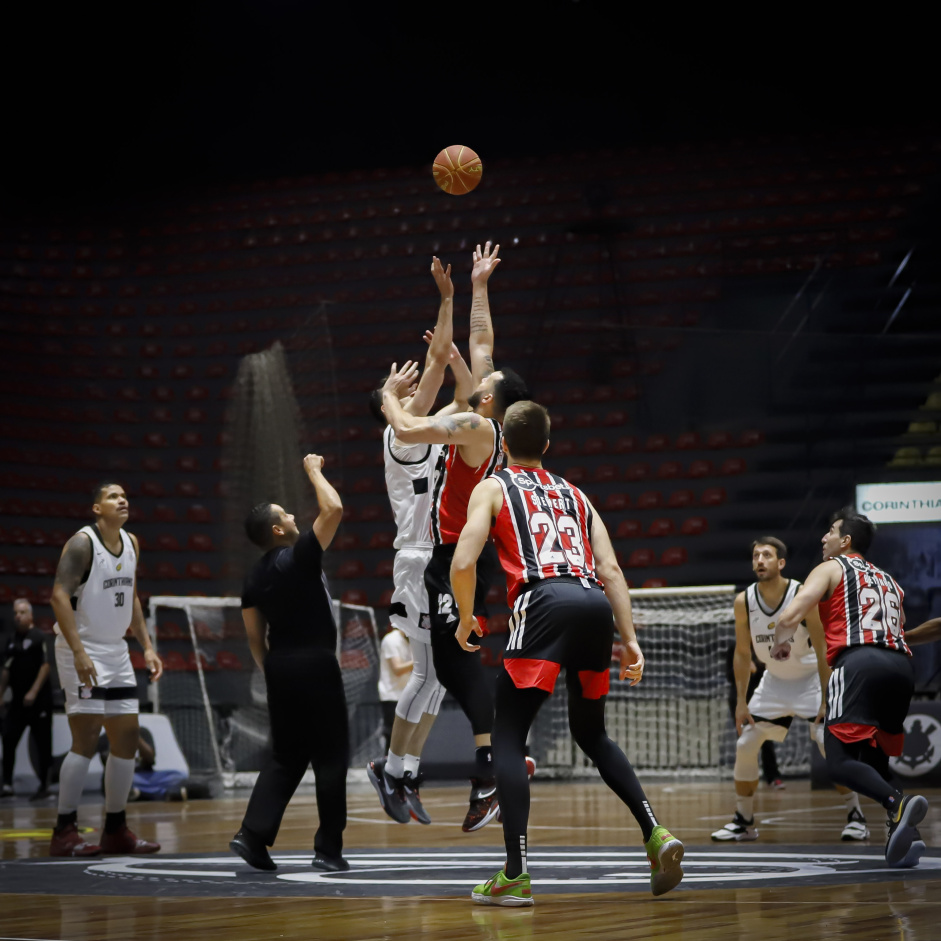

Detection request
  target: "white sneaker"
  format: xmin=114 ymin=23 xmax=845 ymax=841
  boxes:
xmin=841 ymin=808 xmax=870 ymax=841
xmin=711 ymin=811 xmax=758 ymax=842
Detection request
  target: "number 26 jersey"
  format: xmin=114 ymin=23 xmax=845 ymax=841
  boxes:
xmin=490 ymin=465 xmax=601 ymax=606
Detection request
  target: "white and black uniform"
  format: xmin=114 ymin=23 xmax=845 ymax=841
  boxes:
xmin=54 ymin=525 xmax=139 ymax=716
xmin=382 ymin=425 xmax=445 ymax=720
xmin=745 ymin=579 xmax=821 ymax=722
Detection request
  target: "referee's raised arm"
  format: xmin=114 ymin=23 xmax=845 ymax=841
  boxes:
xmin=304 ymin=454 xmax=343 ymax=550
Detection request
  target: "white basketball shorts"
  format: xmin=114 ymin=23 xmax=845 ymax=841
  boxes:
xmin=389 ymin=546 xmax=432 ymax=645
xmin=55 ymin=634 xmax=139 ymax=716
xmin=748 ymin=669 xmax=821 ymax=721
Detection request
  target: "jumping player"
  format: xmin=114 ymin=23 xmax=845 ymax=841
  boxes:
xmin=712 ymin=536 xmax=869 ymax=843
xmin=451 ymin=400 xmax=684 ymax=904
xmin=48 ymin=482 xmax=163 ymax=857
xmin=381 ymin=241 xmax=529 ymax=832
xmin=772 ymin=508 xmax=930 ymax=868
xmin=365 ymin=255 xmax=474 ymax=825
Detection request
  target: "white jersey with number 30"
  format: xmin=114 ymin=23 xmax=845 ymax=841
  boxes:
xmin=56 ymin=525 xmax=137 ymax=645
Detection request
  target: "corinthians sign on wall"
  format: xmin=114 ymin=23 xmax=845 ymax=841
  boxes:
xmin=855 ymin=481 xmax=941 ymax=524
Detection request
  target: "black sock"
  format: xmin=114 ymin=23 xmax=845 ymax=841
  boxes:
xmin=104 ymin=810 xmax=126 ymax=834
xmin=475 ymin=746 xmax=493 ymax=781
xmin=56 ymin=810 xmax=77 ymax=831
xmin=883 ymin=791 xmax=903 ymax=814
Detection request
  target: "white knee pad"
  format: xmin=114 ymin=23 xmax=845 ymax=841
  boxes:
xmin=394 ymin=641 xmax=445 ymax=722
xmin=733 ymin=721 xmax=788 ymax=782
xmin=811 ymin=720 xmax=826 ymax=758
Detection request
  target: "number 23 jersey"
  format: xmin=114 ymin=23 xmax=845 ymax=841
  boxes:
xmin=55 ymin=524 xmax=137 ymax=645
xmin=490 ymin=465 xmax=601 ymax=606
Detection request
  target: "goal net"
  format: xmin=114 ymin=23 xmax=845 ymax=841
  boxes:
xmin=146 ymin=596 xmax=381 ymax=788
xmin=529 ymin=585 xmax=813 ymax=778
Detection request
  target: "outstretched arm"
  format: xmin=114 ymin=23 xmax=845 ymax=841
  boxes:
xmin=589 ymin=504 xmax=644 ymax=685
xmin=469 ymin=241 xmax=500 ymax=384
xmin=304 ymin=454 xmax=343 ymax=550
xmin=906 ymin=617 xmax=941 ymax=646
xmin=451 ymin=479 xmax=504 ymax=651
xmin=405 ymin=257 xmax=455 ymax=418
xmin=426 ymin=334 xmax=474 ymax=417
xmin=772 ymin=561 xmax=840 ymax=659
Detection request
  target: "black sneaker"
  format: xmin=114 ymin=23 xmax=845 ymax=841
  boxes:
xmin=885 ymin=794 xmax=929 ymax=867
xmin=462 ymin=777 xmax=500 ymax=832
xmin=229 ymin=827 xmax=277 ymax=871
xmin=312 ymin=852 xmax=350 ymax=872
xmin=366 ymin=758 xmax=411 ymax=824
xmin=0 ymin=784 xmax=13 ymax=798
xmin=403 ymin=771 xmax=431 ymax=825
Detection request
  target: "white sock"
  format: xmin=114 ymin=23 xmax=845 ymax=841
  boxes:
xmin=735 ymin=794 xmax=755 ymax=822
xmin=58 ymin=751 xmax=92 ymax=815
xmin=104 ymin=755 xmax=137 ymax=813
xmin=385 ymin=752 xmax=405 ymax=779
xmin=404 ymin=754 xmax=420 ymax=777
xmin=843 ymin=791 xmax=862 ymax=815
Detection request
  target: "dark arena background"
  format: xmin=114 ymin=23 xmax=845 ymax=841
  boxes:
xmin=1 ymin=4 xmax=940 ymax=940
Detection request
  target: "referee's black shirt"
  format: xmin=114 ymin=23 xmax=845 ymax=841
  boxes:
xmin=2 ymin=627 xmax=53 ymax=707
xmin=241 ymin=531 xmax=336 ymax=654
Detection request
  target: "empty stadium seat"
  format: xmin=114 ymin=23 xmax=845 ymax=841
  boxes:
xmin=187 ymin=505 xmax=213 ymax=524
xmin=636 ymin=490 xmax=663 ymax=509
xmin=687 ymin=459 xmax=714 ymax=478
xmin=644 ymin=433 xmax=669 ymax=452
xmin=656 ymin=461 xmax=683 ymax=479
xmin=642 ymin=578 xmax=669 ymax=588
xmin=616 ymin=519 xmax=642 ymax=539
xmin=681 ymin=516 xmax=708 ymax=535
xmin=603 ymin=493 xmax=630 ymax=512
xmin=374 ymin=559 xmax=395 ymax=578
xmin=593 ymin=464 xmax=620 ymax=483
xmin=341 ymin=589 xmax=369 ymax=605
xmin=368 ymin=532 xmax=394 ymax=550
xmin=625 ymin=548 xmax=655 ymax=568
xmin=337 ymin=560 xmax=365 ymax=579
xmin=216 ymin=650 xmax=244 ymax=670
xmin=154 ymin=562 xmax=181 ymax=579
xmin=739 ymin=429 xmax=764 ymax=447
xmin=660 ymin=546 xmax=688 ymax=566
xmin=378 ymin=588 xmax=395 ymax=608
xmin=160 ymin=650 xmax=188 ymax=671
xmin=564 ymin=466 xmax=588 ymax=485
xmin=550 ymin=439 xmax=578 ymax=457
xmin=186 ymin=561 xmax=213 ymax=580
xmin=602 ymin=410 xmax=629 ymax=427
xmin=647 ymin=518 xmax=675 ymax=537
xmin=155 ymin=535 xmax=182 ymax=551
xmin=720 ymin=457 xmax=747 ymax=476
xmin=582 ymin=436 xmax=607 ymax=456
xmin=624 ymin=462 xmax=651 ymax=481
xmin=706 ymin=431 xmax=734 ymax=449
xmin=667 ymin=489 xmax=694 ymax=508
xmin=612 ymin=435 xmax=638 ymax=454
xmin=700 ymin=486 xmax=727 ymax=506
xmin=675 ymin=432 xmax=701 ymax=450
xmin=188 ymin=534 xmax=214 ymax=552
xmin=334 ymin=533 xmax=361 ymax=551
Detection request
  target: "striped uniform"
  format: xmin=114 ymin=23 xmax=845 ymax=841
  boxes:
xmin=744 ymin=579 xmax=821 ymax=722
xmin=53 ymin=524 xmax=140 ymax=716
xmin=819 ymin=553 xmax=913 ymax=755
xmin=489 ymin=466 xmax=612 ymax=699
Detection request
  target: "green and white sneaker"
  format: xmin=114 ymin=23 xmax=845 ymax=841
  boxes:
xmin=645 ymin=826 xmax=685 ymax=897
xmin=471 ymin=869 xmax=534 ymax=907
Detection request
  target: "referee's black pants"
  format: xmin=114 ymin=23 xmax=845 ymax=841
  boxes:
xmin=2 ymin=701 xmax=53 ymax=788
xmin=242 ymin=648 xmax=349 ymax=858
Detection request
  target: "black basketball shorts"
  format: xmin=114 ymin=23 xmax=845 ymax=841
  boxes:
xmin=425 ymin=541 xmax=497 ymax=633
xmin=503 ymin=577 xmax=614 ymax=700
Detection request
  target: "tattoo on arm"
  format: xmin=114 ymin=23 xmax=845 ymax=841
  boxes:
xmin=54 ymin=534 xmax=91 ymax=596
xmin=469 ymin=297 xmax=492 ymax=336
xmin=431 ymin=412 xmax=483 ymax=438
xmin=481 ymin=355 xmax=494 ymax=378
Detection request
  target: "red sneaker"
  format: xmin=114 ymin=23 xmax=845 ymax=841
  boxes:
xmin=100 ymin=825 xmax=160 ymax=855
xmin=49 ymin=823 xmax=101 ymax=858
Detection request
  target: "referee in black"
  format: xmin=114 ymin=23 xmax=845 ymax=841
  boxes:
xmin=229 ymin=453 xmax=350 ymax=872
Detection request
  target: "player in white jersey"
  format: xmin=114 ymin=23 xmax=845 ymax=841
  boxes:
xmin=366 ymin=255 xmax=475 ymax=824
xmin=712 ymin=536 xmax=869 ymax=843
xmin=48 ymin=482 xmax=163 ymax=858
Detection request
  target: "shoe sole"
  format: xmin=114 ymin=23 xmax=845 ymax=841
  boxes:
xmin=229 ymin=839 xmax=277 ymax=871
xmin=897 ymin=840 xmax=926 ymax=869
xmin=463 ymin=799 xmax=501 ymax=833
xmin=841 ymin=827 xmax=870 ymax=841
xmin=406 ymin=797 xmax=432 ymax=825
xmin=366 ymin=764 xmax=411 ymax=824
xmin=472 ymin=890 xmax=534 ymax=907
xmin=651 ymin=839 xmax=685 ymax=897
xmin=710 ymin=831 xmax=758 ymax=842
xmin=886 ymin=796 xmax=929 ymax=867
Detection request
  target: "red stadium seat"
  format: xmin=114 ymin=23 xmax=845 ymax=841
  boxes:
xmin=177 ymin=456 xmax=201 ymax=473
xmin=706 ymin=431 xmax=734 ymax=449
xmin=374 ymin=559 xmax=395 ymax=578
xmin=681 ymin=516 xmax=709 ymax=535
xmin=625 ymin=549 xmax=655 ymax=568
xmin=187 ymin=505 xmax=213 ymax=524
xmin=642 ymin=578 xmax=669 ymax=589
xmin=140 ymin=481 xmax=166 ymax=497
xmin=593 ymin=464 xmax=620 ymax=483
xmin=334 ymin=533 xmax=361 ymax=551
xmin=739 ymin=429 xmax=764 ymax=447
xmin=337 ymin=560 xmax=365 ymax=579
xmin=624 ymin=462 xmax=651 ymax=482
xmin=176 ymin=481 xmax=201 ymax=498
xmin=700 ymin=486 xmax=727 ymax=506
xmin=687 ymin=459 xmax=714 ymax=479
xmin=161 ymin=651 xmax=187 ymax=671
xmin=179 ymin=432 xmax=203 ymax=448
xmin=154 ymin=562 xmax=181 ymax=580
xmin=720 ymin=457 xmax=747 ymax=476
xmin=34 ymin=558 xmax=56 ymax=577
xmin=377 ymin=589 xmax=395 ymax=608
xmin=185 ymin=651 xmax=213 ymax=672
xmin=667 ymin=489 xmax=695 ymax=508
xmin=644 ymin=434 xmax=669 ymax=452
xmin=156 ymin=535 xmax=182 ymax=552
xmin=636 ymin=490 xmax=663 ymax=509
xmin=574 ymin=412 xmax=596 ymax=429
xmin=188 ymin=534 xmax=214 ymax=552
xmin=675 ymin=432 xmax=701 ymax=450
xmin=647 ymin=518 xmax=675 ymax=537
xmin=550 ymin=439 xmax=578 ymax=457
xmin=615 ymin=519 xmax=643 ymax=539
xmin=129 ymin=650 xmax=147 ymax=671
xmin=564 ymin=466 xmax=587 ymax=485
xmin=612 ymin=435 xmax=638 ymax=454
xmin=186 ymin=561 xmax=213 ymax=580
xmin=660 ymin=546 xmax=688 ymax=566
xmin=35 ymin=586 xmax=53 ymax=605
xmin=603 ymin=493 xmax=630 ymax=512
xmin=216 ymin=650 xmax=244 ymax=671
xmin=602 ymin=410 xmax=629 ymax=427
xmin=656 ymin=461 xmax=683 ymax=480
xmin=341 ymin=589 xmax=369 ymax=605
xmin=582 ymin=437 xmax=607 ymax=456
xmin=154 ymin=505 xmax=177 ymax=523
xmin=368 ymin=532 xmax=394 ymax=550
xmin=359 ymin=504 xmax=384 ymax=522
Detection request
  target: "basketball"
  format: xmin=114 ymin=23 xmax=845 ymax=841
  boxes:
xmin=432 ymin=145 xmax=483 ymax=195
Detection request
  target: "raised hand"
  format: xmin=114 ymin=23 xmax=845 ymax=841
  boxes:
xmin=430 ymin=256 xmax=454 ymax=299
xmin=303 ymin=453 xmax=325 ymax=476
xmin=471 ymin=240 xmax=501 ymax=286
xmin=382 ymin=361 xmax=420 ymax=399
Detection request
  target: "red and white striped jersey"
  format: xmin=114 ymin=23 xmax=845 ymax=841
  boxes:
xmin=490 ymin=465 xmax=601 ymax=605
xmin=429 ymin=417 xmax=502 ymax=546
xmin=818 ymin=553 xmax=910 ymax=665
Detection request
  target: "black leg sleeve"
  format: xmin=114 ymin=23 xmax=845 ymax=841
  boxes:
xmin=824 ymin=728 xmax=899 ymax=807
xmin=430 ymin=626 xmax=494 ymax=736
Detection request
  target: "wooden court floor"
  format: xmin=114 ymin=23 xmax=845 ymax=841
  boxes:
xmin=1 ymin=779 xmax=938 ymax=940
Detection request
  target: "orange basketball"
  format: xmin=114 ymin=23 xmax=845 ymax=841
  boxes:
xmin=432 ymin=145 xmax=483 ymax=195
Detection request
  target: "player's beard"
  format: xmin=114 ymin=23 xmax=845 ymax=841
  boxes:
xmin=467 ymin=391 xmax=482 ymax=410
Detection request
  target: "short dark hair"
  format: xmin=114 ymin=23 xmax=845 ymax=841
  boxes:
xmin=368 ymin=375 xmax=387 ymax=426
xmin=830 ymin=506 xmax=875 ymax=555
xmin=493 ymin=368 xmax=529 ymax=418
xmin=92 ymin=480 xmax=123 ymax=503
xmin=751 ymin=536 xmax=788 ymax=560
xmin=245 ymin=503 xmax=280 ymax=548
xmin=502 ymin=401 xmax=550 ymax=461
